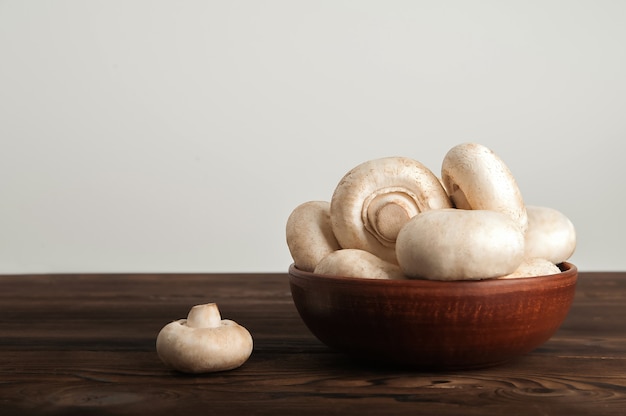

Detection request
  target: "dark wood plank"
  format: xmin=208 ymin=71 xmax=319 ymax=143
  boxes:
xmin=0 ymin=272 xmax=625 ymax=415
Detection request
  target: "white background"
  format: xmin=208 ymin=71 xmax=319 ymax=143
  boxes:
xmin=1 ymin=1 xmax=624 ymax=273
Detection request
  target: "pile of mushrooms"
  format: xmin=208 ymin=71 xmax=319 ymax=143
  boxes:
xmin=286 ymin=142 xmax=576 ymax=281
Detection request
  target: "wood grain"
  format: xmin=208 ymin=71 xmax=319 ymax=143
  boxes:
xmin=1 ymin=272 xmax=625 ymax=415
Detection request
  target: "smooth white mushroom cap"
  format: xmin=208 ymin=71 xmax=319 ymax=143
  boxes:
xmin=396 ymin=209 xmax=525 ymax=281
xmin=330 ymin=156 xmax=452 ymax=264
xmin=156 ymin=303 xmax=253 ymax=374
xmin=286 ymin=201 xmax=341 ymax=272
xmin=524 ymin=205 xmax=576 ymax=264
xmin=498 ymin=257 xmax=561 ymax=279
xmin=441 ymin=143 xmax=528 ymax=233
xmin=314 ymin=249 xmax=406 ymax=280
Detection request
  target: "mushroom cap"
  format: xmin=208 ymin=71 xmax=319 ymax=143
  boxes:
xmin=156 ymin=304 xmax=253 ymax=374
xmin=330 ymin=156 xmax=452 ymax=264
xmin=498 ymin=257 xmax=561 ymax=279
xmin=286 ymin=201 xmax=341 ymax=272
xmin=441 ymin=143 xmax=528 ymax=233
xmin=396 ymin=208 xmax=525 ymax=281
xmin=314 ymin=248 xmax=406 ymax=280
xmin=524 ymin=205 xmax=576 ymax=264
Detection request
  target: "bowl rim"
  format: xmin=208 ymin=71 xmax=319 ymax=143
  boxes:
xmin=288 ymin=262 xmax=577 ymax=289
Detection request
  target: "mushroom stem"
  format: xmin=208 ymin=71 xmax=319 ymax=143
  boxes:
xmin=186 ymin=303 xmax=222 ymax=328
xmin=364 ymin=191 xmax=416 ymax=244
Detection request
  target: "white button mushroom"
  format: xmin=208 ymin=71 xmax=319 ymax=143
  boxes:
xmin=396 ymin=209 xmax=525 ymax=280
xmin=498 ymin=257 xmax=562 ymax=279
xmin=441 ymin=143 xmax=528 ymax=233
xmin=330 ymin=156 xmax=452 ymax=264
xmin=156 ymin=303 xmax=253 ymax=374
xmin=314 ymin=248 xmax=406 ymax=280
xmin=286 ymin=200 xmax=341 ymax=272
xmin=524 ymin=205 xmax=576 ymax=264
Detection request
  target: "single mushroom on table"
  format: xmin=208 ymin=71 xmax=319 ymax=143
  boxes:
xmin=441 ymin=142 xmax=528 ymax=233
xmin=330 ymin=156 xmax=452 ymax=264
xmin=156 ymin=303 xmax=253 ymax=374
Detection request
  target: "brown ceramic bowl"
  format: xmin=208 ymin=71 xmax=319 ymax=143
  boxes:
xmin=288 ymin=262 xmax=577 ymax=370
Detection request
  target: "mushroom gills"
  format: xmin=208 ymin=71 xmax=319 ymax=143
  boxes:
xmin=331 ymin=156 xmax=452 ymax=264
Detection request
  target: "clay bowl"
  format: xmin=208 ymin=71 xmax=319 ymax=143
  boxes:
xmin=288 ymin=262 xmax=577 ymax=370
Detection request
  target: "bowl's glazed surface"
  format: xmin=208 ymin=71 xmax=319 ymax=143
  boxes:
xmin=288 ymin=262 xmax=578 ymax=369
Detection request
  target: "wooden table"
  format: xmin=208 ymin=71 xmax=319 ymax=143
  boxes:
xmin=1 ymin=271 xmax=624 ymax=415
